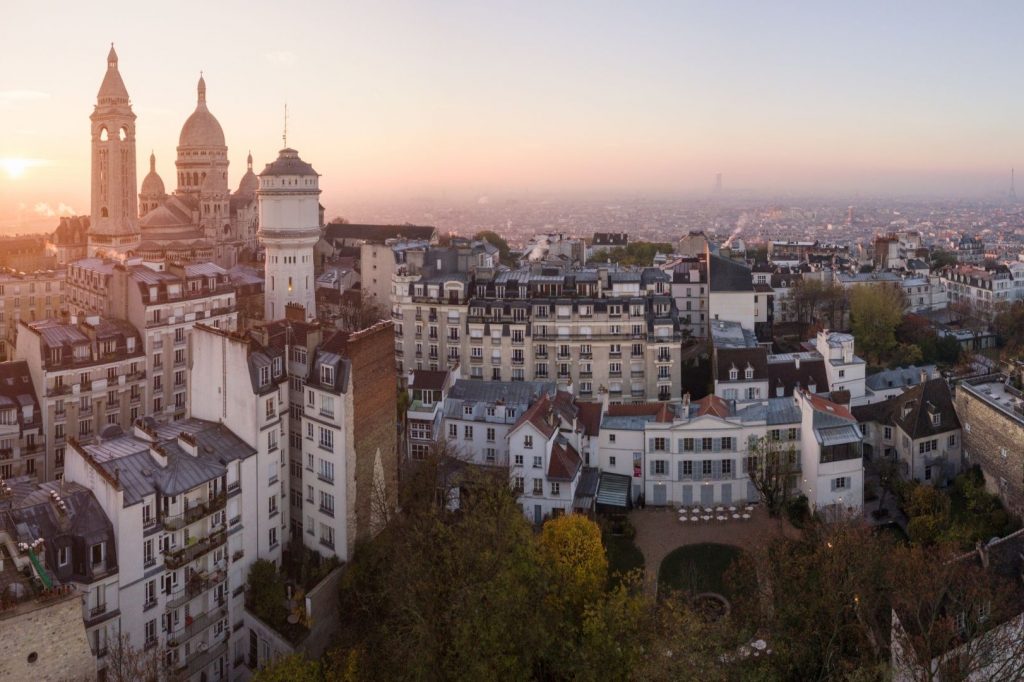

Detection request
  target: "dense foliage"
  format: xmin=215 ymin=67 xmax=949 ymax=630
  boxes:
xmin=474 ymin=230 xmax=514 ymax=265
xmin=590 ymin=242 xmax=673 ymax=266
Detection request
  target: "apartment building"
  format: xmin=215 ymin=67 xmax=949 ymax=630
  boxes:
xmin=940 ymin=264 xmax=1013 ymax=319
xmin=796 ymin=390 xmax=864 ymax=514
xmin=0 ymin=361 xmax=43 ymax=481
xmin=65 ymin=258 xmax=238 ymax=421
xmin=64 ymin=418 xmax=265 ymax=681
xmin=393 ymin=252 xmax=683 ymax=402
xmin=298 ymin=321 xmax=397 ymax=560
xmin=662 ymin=256 xmax=708 ymax=340
xmin=441 ymin=379 xmax=556 ymax=467
xmin=188 ymin=324 xmax=289 ymax=564
xmin=405 ymin=367 xmax=458 ymax=461
xmin=0 ymin=269 xmax=66 ymax=360
xmin=16 ymin=316 xmax=145 ymax=481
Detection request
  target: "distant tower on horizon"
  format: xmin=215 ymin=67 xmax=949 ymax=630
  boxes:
xmin=1011 ymin=168 xmax=1017 ymax=201
xmin=713 ymin=172 xmax=723 ymax=195
xmin=846 ymin=205 xmax=855 ymax=225
xmin=88 ymin=45 xmax=141 ymax=259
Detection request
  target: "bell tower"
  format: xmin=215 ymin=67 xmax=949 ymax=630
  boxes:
xmin=88 ymin=44 xmax=141 ymax=258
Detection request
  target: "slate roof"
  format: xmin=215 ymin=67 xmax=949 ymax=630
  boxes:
xmin=448 ymin=379 xmax=555 ymax=405
xmin=715 ymin=347 xmax=769 ymax=382
xmin=408 ymin=369 xmax=449 ymax=392
xmin=852 ymin=378 xmax=960 ymax=439
xmin=0 ymin=361 xmax=40 ymax=428
xmin=865 ymin=365 xmax=938 ymax=392
xmin=767 ymin=355 xmax=829 ymax=396
xmin=259 ymin=148 xmax=318 ymax=177
xmin=709 ymin=254 xmax=754 ymax=292
xmin=77 ymin=419 xmax=257 ymax=506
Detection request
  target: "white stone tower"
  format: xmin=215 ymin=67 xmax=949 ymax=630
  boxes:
xmin=258 ymin=148 xmax=321 ymax=321
xmin=88 ymin=45 xmax=141 ymax=258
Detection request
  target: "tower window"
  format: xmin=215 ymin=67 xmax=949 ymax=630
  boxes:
xmin=99 ymin=127 xmax=109 ymax=142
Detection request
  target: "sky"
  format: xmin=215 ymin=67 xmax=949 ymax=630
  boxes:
xmin=3 ymin=1 xmax=1024 ymax=231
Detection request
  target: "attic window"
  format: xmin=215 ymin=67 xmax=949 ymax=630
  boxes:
xmin=744 ymin=366 xmax=754 ymax=380
xmin=259 ymin=366 xmax=270 ymax=386
xmin=729 ymin=368 xmax=738 ymax=381
xmin=321 ymin=365 xmax=335 ymax=385
xmin=272 ymin=357 xmax=282 ymax=377
xmin=931 ymin=412 xmax=940 ymax=427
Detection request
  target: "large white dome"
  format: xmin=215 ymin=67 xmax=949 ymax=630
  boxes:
xmin=178 ymin=75 xmax=225 ymax=149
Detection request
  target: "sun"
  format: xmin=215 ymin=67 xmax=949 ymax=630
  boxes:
xmin=1 ymin=158 xmax=31 ymax=179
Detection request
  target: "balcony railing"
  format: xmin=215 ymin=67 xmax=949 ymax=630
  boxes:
xmin=167 ymin=568 xmax=227 ymax=610
xmin=164 ymin=529 xmax=227 ymax=570
xmin=161 ymin=492 xmax=227 ymax=531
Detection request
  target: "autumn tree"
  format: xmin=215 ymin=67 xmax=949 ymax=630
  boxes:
xmin=746 ymin=435 xmax=799 ymax=516
xmin=790 ymin=278 xmax=849 ymax=329
xmin=538 ymin=514 xmax=608 ymax=613
xmin=850 ymin=283 xmax=907 ymax=365
xmin=104 ymin=633 xmax=171 ymax=682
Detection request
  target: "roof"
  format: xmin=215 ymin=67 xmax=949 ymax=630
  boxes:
xmin=448 ymin=379 xmax=556 ymax=406
xmin=77 ymin=418 xmax=257 ymax=506
xmin=596 ymin=472 xmax=631 ymax=508
xmin=766 ymin=354 xmax=829 ymax=396
xmin=547 ymin=436 xmax=582 ymax=482
xmin=96 ymin=46 xmax=129 ymax=103
xmin=606 ymin=402 xmax=675 ymax=423
xmin=853 ymin=379 xmax=961 ymax=440
xmin=695 ymin=395 xmax=731 ymax=418
xmin=259 ymin=148 xmax=317 ymax=177
xmin=323 ymin=223 xmax=437 ymax=244
xmin=709 ymin=254 xmax=754 ymax=292
xmin=575 ymin=402 xmax=603 ymax=437
xmin=178 ymin=76 xmax=225 ymax=148
xmin=715 ymin=347 xmax=768 ymax=382
xmin=408 ymin=369 xmax=449 ymax=392
xmin=865 ymin=365 xmax=938 ymax=392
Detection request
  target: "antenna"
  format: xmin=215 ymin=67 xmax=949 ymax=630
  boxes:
xmin=282 ymin=103 xmax=288 ymax=148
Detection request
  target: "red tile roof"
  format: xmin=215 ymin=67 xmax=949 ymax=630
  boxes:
xmin=547 ymin=438 xmax=582 ymax=482
xmin=695 ymin=394 xmax=730 ymax=418
xmin=805 ymin=391 xmax=854 ymax=420
xmin=606 ymin=402 xmax=674 ymax=423
xmin=575 ymin=402 xmax=603 ymax=437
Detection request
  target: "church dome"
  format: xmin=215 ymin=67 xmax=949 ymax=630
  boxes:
xmin=236 ymin=152 xmax=258 ymax=195
xmin=178 ymin=75 xmax=225 ymax=148
xmin=140 ymin=152 xmax=165 ymax=197
xmin=140 ymin=204 xmax=188 ymax=231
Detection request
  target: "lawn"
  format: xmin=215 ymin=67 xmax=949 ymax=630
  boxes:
xmin=604 ymin=533 xmax=645 ymax=588
xmin=657 ymin=543 xmax=747 ymax=596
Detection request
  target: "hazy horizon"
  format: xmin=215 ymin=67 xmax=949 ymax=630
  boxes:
xmin=4 ymin=1 xmax=1024 ymax=233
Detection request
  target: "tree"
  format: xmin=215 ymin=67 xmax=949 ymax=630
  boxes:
xmin=474 ymin=230 xmax=513 ymax=265
xmin=591 ymin=241 xmax=673 ymax=267
xmin=247 ymin=558 xmax=288 ymax=628
xmin=889 ymin=543 xmax=1024 ymax=682
xmin=334 ymin=291 xmax=389 ymax=332
xmin=930 ymin=250 xmax=957 ymax=272
xmin=104 ymin=633 xmax=169 ymax=682
xmin=850 ymin=284 xmax=906 ymax=365
xmin=790 ymin=278 xmax=849 ymax=329
xmin=538 ymin=515 xmax=608 ymax=612
xmin=746 ymin=435 xmax=799 ymax=516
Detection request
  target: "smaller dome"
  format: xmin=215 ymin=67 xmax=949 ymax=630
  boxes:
xmin=140 ymin=152 xmax=165 ymax=197
xmin=236 ymin=151 xmax=258 ymax=194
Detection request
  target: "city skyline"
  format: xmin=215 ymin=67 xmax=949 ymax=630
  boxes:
xmin=4 ymin=1 xmax=1024 ymax=232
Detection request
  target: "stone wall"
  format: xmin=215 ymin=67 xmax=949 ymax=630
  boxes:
xmin=0 ymin=592 xmax=95 ymax=681
xmin=955 ymin=388 xmax=1024 ymax=515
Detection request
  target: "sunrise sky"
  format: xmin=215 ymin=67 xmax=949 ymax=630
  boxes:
xmin=3 ymin=1 xmax=1024 ymax=231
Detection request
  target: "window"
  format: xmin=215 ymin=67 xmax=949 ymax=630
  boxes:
xmin=514 ymin=453 xmax=523 ymax=466
xmin=448 ymin=423 xmax=457 ymax=439
xmin=948 ymin=434 xmax=957 ymax=447
xmin=320 ymin=490 xmax=335 ymax=516
xmin=513 ymin=477 xmax=524 ymax=493
xmin=532 ymin=479 xmax=543 ymax=495
xmin=551 ymin=482 xmax=560 ymax=496
xmin=145 ymin=619 xmax=156 ymax=645
xmin=90 ymin=542 xmax=105 ymax=567
xmin=268 ymin=495 xmax=278 ymax=516
xmin=702 ymin=460 xmax=712 ymax=476
xmin=744 ymin=367 xmax=753 ymax=380
xmin=683 ymin=438 xmax=694 ymax=451
xmin=265 ymin=398 xmax=274 ymax=419
xmin=883 ymin=426 xmax=892 ymax=440
xmin=609 ymin=456 xmax=616 ymax=467
xmin=58 ymin=546 xmax=70 ymax=567
xmin=701 ymin=437 xmax=713 ymax=451
xmin=463 ymin=425 xmax=473 ymax=440
xmin=653 ymin=438 xmax=666 ymax=451
xmin=321 ymin=364 xmax=335 ymax=385
xmin=722 ymin=459 xmax=732 ymax=475
xmin=682 ymin=461 xmax=693 ymax=477
xmin=832 ymin=477 xmax=849 ymax=491
xmin=269 ymin=527 xmax=278 ymax=547
xmin=609 ymin=434 xmax=616 ymax=443
xmin=259 ymin=366 xmax=270 ymax=386
xmin=533 ymin=455 xmax=542 ymax=469
xmin=486 ymin=427 xmax=495 ymax=442
xmin=721 ymin=437 xmax=732 ymax=450
xmin=524 ymin=435 xmax=533 ymax=449
xmin=729 ymin=368 xmax=738 ymax=380
xmin=319 ymin=427 xmax=334 ymax=452
xmin=654 ymin=460 xmax=667 ymax=475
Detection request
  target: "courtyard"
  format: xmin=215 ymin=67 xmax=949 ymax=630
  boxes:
xmin=629 ymin=505 xmax=800 ymax=596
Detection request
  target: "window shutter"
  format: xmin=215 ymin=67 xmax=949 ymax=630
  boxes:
xmin=713 ymin=459 xmax=722 ymax=480
xmin=648 ymin=438 xmax=655 ymax=452
xmin=741 ymin=457 xmax=747 ymax=473
xmin=678 ymin=461 xmax=684 ymax=481
xmin=677 ymin=439 xmax=684 ymax=453
xmin=830 ymin=478 xmax=837 ymax=491
xmin=695 ymin=439 xmax=702 ymax=453
xmin=713 ymin=438 xmax=721 ymax=453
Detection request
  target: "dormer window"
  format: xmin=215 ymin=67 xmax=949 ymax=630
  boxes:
xmin=931 ymin=412 xmax=941 ymax=427
xmin=321 ymin=364 xmax=335 ymax=386
xmin=259 ymin=366 xmax=270 ymax=386
xmin=272 ymin=357 xmax=282 ymax=377
xmin=729 ymin=367 xmax=738 ymax=381
xmin=744 ymin=366 xmax=754 ymax=380
xmin=463 ymin=405 xmax=473 ymax=416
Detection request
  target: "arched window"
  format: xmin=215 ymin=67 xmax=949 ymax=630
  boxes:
xmin=99 ymin=127 xmax=109 ymax=141
xmin=101 ymin=207 xmax=109 ymax=218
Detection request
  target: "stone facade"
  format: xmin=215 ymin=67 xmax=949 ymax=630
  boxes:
xmin=955 ymin=379 xmax=1024 ymax=515
xmin=0 ymin=591 xmax=95 ymax=682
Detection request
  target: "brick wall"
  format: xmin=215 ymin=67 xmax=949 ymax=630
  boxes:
xmin=346 ymin=321 xmax=398 ymax=549
xmin=955 ymin=388 xmax=1024 ymax=515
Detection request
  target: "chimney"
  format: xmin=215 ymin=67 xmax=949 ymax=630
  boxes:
xmin=920 ymin=368 xmax=928 ymax=384
xmin=795 ymin=356 xmax=800 ymax=370
xmin=682 ymin=392 xmax=691 ymax=412
xmin=285 ymin=303 xmax=307 ymax=322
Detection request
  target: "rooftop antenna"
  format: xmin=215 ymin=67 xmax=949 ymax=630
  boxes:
xmin=282 ymin=102 xmax=288 ymax=148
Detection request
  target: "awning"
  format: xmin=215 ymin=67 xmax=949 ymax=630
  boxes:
xmin=596 ymin=472 xmax=632 ymax=509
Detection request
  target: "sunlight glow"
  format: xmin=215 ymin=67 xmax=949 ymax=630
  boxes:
xmin=0 ymin=158 xmax=44 ymax=180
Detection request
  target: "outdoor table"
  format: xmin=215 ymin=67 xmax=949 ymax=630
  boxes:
xmin=742 ymin=513 xmax=751 ymax=520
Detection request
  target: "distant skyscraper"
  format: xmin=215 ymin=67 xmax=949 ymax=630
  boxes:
xmin=713 ymin=172 xmax=723 ymax=195
xmin=847 ymin=205 xmax=855 ymax=225
xmin=1011 ymin=168 xmax=1017 ymax=201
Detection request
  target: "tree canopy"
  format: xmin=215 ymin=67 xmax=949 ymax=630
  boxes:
xmin=850 ymin=284 xmax=906 ymax=365
xmin=591 ymin=241 xmax=672 ymax=266
xmin=474 ymin=230 xmax=513 ymax=265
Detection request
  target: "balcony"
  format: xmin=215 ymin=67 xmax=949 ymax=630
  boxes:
xmin=320 ymin=504 xmax=335 ymax=518
xmin=161 ymin=492 xmax=227 ymax=531
xmin=317 ymin=471 xmax=334 ymax=485
xmin=169 ymin=605 xmax=228 ymax=647
xmin=164 ymin=529 xmax=227 ymax=570
xmin=167 ymin=568 xmax=227 ymax=610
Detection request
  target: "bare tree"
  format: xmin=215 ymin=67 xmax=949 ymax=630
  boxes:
xmin=104 ymin=633 xmax=174 ymax=682
xmin=746 ymin=435 xmax=799 ymax=516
